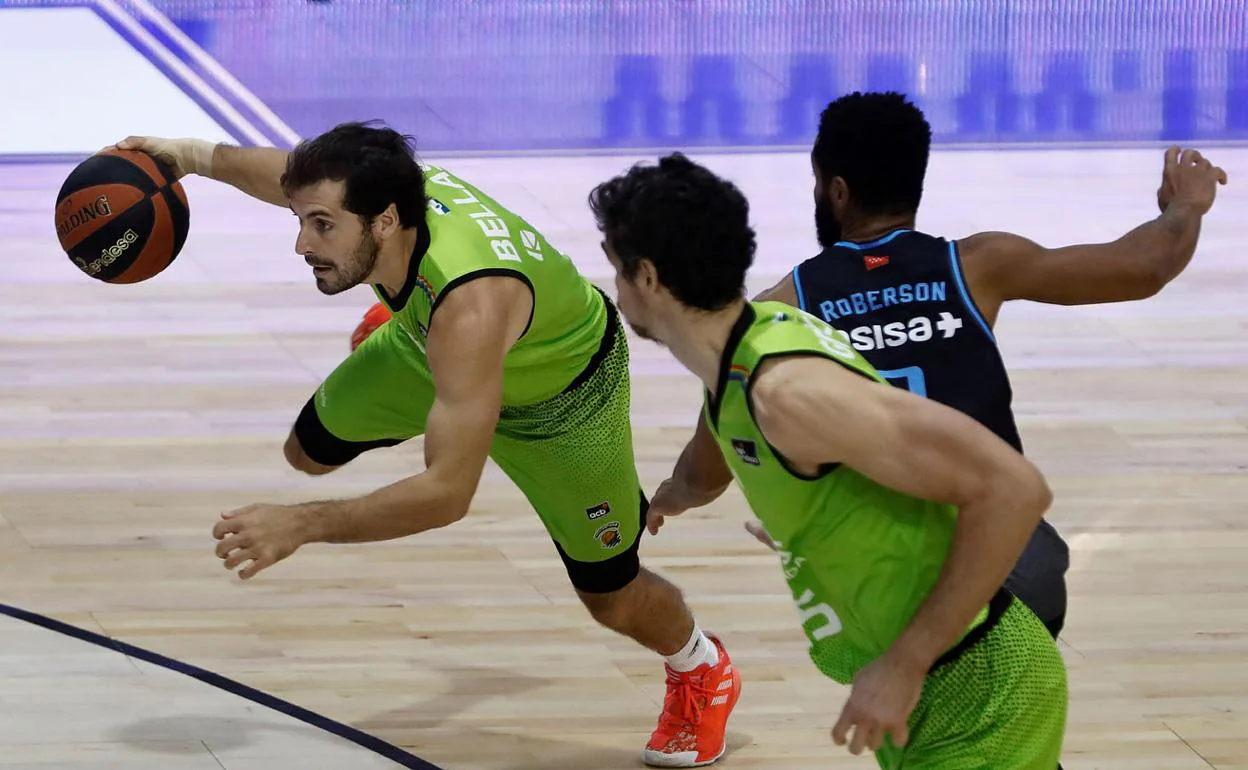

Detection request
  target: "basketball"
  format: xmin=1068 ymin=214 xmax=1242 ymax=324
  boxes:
xmin=54 ymin=149 xmax=190 ymax=284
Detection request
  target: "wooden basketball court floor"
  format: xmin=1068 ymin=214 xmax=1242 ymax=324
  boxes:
xmin=0 ymin=146 xmax=1245 ymax=769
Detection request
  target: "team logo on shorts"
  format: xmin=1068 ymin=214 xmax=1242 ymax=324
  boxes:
xmin=595 ymin=521 xmax=622 ymax=549
xmin=585 ymin=501 xmax=611 ymax=520
xmin=731 ymin=438 xmax=761 ymax=466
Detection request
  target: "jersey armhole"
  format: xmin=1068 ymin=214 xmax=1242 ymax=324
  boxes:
xmin=791 ymin=264 xmax=809 ymax=312
xmin=428 ymin=268 xmax=537 ymax=340
xmin=946 ymin=240 xmax=995 ymax=342
xmin=742 ymin=351 xmax=879 ymax=482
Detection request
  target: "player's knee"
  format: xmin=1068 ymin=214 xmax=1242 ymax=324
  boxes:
xmin=283 ymin=430 xmax=341 ymax=476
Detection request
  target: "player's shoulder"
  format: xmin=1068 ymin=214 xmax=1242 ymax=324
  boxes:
xmin=748 ymin=352 xmax=865 ymax=440
xmin=955 ymin=230 xmax=1042 ymax=262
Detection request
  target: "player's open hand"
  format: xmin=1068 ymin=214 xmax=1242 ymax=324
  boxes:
xmin=1157 ymin=146 xmax=1229 ymax=215
xmin=212 ymin=503 xmax=309 ymax=579
xmin=831 ymin=649 xmax=925 ymax=756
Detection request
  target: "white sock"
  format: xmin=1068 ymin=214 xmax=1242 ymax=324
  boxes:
xmin=665 ymin=625 xmax=719 ymax=672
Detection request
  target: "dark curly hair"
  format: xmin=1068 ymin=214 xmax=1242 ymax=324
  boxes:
xmin=812 ymin=91 xmax=932 ymax=216
xmin=281 ymin=121 xmax=427 ymax=228
xmin=588 ymin=153 xmax=756 ymax=312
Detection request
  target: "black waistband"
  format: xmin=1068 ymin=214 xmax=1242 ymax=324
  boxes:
xmin=559 ymin=287 xmax=620 ymax=396
xmin=927 ymin=587 xmax=1014 ymax=673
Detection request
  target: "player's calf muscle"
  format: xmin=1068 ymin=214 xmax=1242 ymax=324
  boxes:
xmin=283 ymin=430 xmax=340 ymax=475
xmin=578 ymin=568 xmax=695 ymax=655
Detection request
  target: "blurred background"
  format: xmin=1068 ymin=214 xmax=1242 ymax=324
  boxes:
xmin=3 ymin=0 xmax=1247 ymax=158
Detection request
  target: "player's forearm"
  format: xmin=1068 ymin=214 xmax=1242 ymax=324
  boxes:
xmin=887 ymin=471 xmax=1052 ymax=671
xmin=202 ymin=144 xmax=292 ymax=207
xmin=295 ymin=473 xmax=471 ymax=545
xmin=1095 ymin=202 xmax=1204 ymax=296
xmin=671 ymin=429 xmax=733 ymax=506
xmin=1143 ymin=202 xmax=1204 ymax=285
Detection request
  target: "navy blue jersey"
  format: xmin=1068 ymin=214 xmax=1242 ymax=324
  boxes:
xmin=793 ymin=228 xmax=1023 ymax=452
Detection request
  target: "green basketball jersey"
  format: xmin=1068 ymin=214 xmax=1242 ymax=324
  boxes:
xmin=704 ymin=301 xmax=989 ymax=685
xmin=373 ymin=164 xmax=607 ymax=405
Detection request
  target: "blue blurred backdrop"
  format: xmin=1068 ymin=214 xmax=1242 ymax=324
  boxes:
xmin=23 ymin=0 xmax=1248 ymax=152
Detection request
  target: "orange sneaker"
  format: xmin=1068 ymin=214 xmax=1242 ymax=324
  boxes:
xmin=350 ymin=302 xmax=392 ymax=351
xmin=644 ymin=635 xmax=741 ymax=767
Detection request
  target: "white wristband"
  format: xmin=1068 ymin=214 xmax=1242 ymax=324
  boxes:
xmin=187 ymin=138 xmax=216 ymax=178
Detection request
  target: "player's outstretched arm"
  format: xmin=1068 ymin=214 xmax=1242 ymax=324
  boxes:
xmin=211 ymin=277 xmax=530 ymax=579
xmin=751 ymin=357 xmax=1052 ymax=668
xmin=294 ymin=277 xmax=531 ymax=543
xmin=960 ymin=146 xmax=1228 ymax=314
xmin=108 ymin=136 xmax=291 ymax=207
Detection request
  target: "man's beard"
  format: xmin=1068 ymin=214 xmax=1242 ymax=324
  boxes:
xmin=814 ymin=191 xmax=842 ymax=249
xmin=312 ymin=230 xmax=380 ymax=295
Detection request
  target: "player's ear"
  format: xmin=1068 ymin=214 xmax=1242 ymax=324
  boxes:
xmin=636 ymin=257 xmax=660 ymax=293
xmin=373 ymin=203 xmax=400 ymax=238
xmin=830 ymin=176 xmax=851 ymax=207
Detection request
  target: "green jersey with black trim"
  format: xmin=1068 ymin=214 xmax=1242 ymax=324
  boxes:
xmin=703 ymin=300 xmax=989 ymax=684
xmin=373 ymin=164 xmax=607 ymax=406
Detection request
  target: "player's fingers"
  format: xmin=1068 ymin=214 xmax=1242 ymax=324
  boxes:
xmin=214 ymin=534 xmax=249 ymax=559
xmin=1215 ymin=166 xmax=1229 ymax=185
xmin=223 ymin=547 xmax=255 ymax=571
xmin=830 ymin=707 xmax=855 ymax=746
xmin=847 ymin=719 xmax=876 ymax=755
xmin=1165 ymin=145 xmax=1180 ymax=168
xmin=646 ymin=511 xmax=664 ymax=535
xmin=891 ymin=720 xmax=910 ymax=748
xmin=114 ymin=135 xmax=151 ymax=151
xmin=211 ymin=518 xmax=240 ymax=540
xmin=865 ymin=724 xmax=887 ymax=753
xmin=1180 ymin=148 xmax=1203 ymax=167
xmin=238 ymin=556 xmax=269 ymax=580
xmin=744 ymin=519 xmax=779 ymax=551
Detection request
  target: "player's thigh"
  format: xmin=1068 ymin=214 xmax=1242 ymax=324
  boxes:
xmin=491 ymin=322 xmax=645 ymax=593
xmin=495 ymin=431 xmax=647 ymax=594
xmin=894 ymin=600 xmax=1067 ymax=769
xmin=292 ymin=319 xmax=435 ymax=467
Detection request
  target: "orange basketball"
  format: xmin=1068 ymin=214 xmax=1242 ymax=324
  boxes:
xmin=54 ymin=149 xmax=190 ymax=283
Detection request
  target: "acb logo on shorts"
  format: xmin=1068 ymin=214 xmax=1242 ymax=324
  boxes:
xmin=594 ymin=521 xmax=622 ymax=549
xmin=585 ymin=501 xmax=611 ymax=520
xmin=731 ymin=438 xmax=761 ymax=466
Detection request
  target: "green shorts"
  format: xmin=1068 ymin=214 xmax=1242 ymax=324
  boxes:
xmin=293 ymin=296 xmax=646 ymax=593
xmin=875 ymin=592 xmax=1068 ymax=769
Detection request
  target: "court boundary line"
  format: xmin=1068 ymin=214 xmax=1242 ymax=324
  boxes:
xmin=0 ymin=601 xmax=446 ymax=770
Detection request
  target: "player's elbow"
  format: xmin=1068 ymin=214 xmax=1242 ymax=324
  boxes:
xmin=995 ymin=459 xmax=1053 ymax=528
xmin=1129 ymin=263 xmax=1173 ymax=299
xmin=426 ymin=470 xmax=480 ymax=527
xmin=439 ymin=492 xmax=473 ymax=526
xmin=1025 ymin=468 xmax=1054 ymax=522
